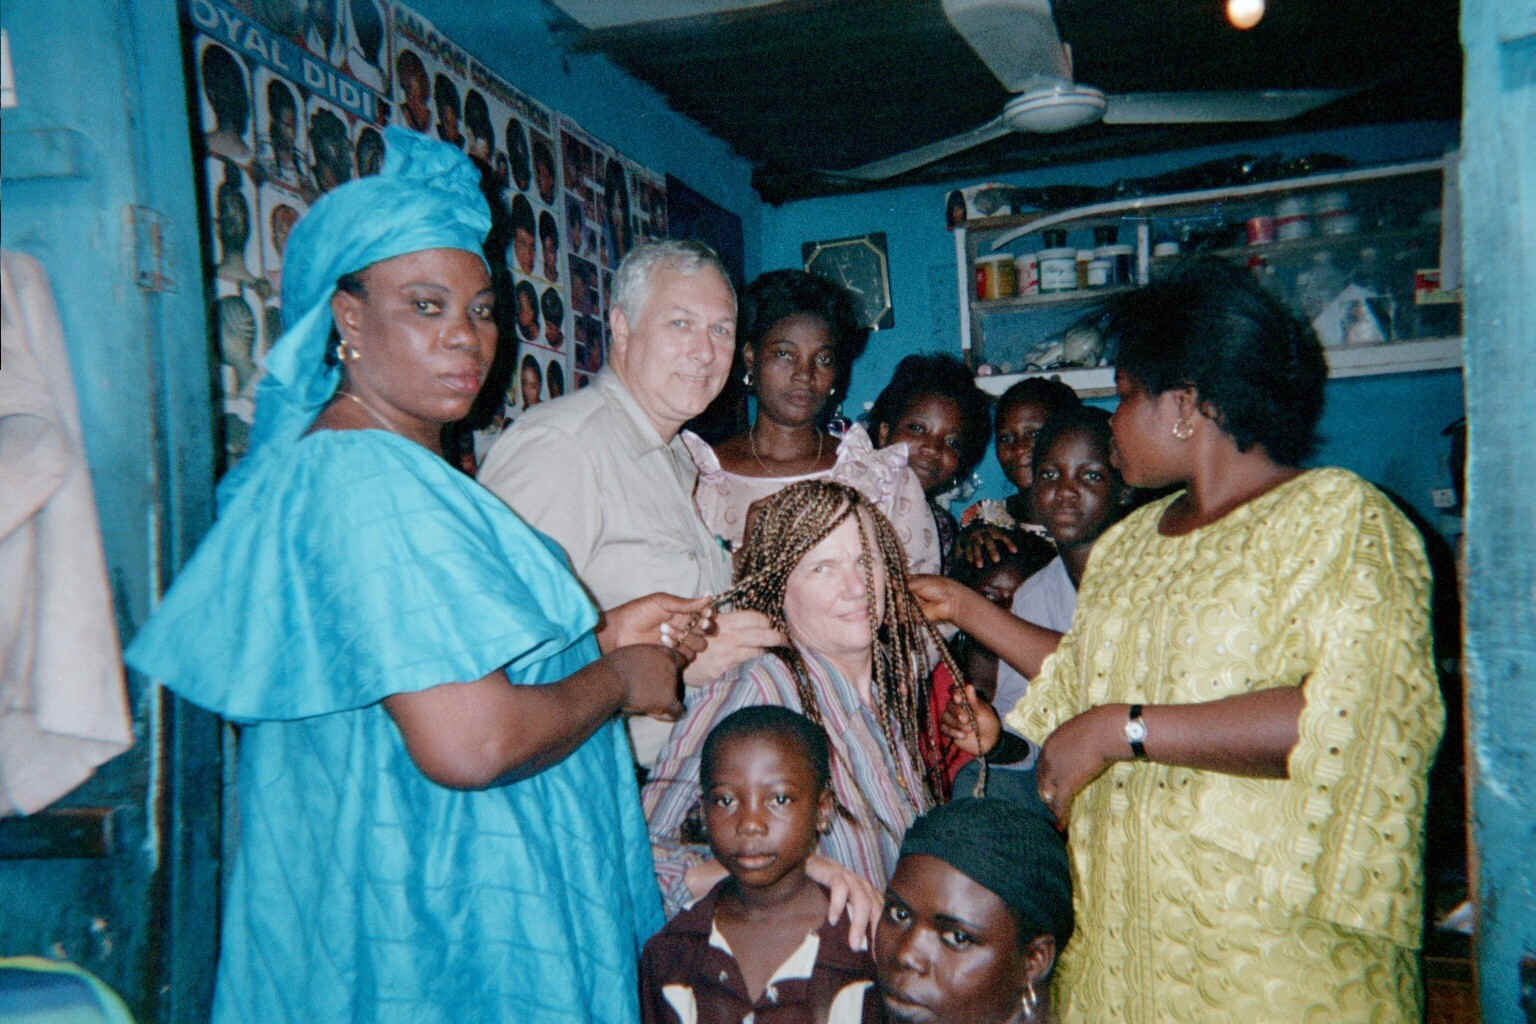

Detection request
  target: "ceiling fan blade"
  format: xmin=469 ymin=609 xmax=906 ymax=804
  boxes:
xmin=831 ymin=116 xmax=1013 ymax=181
xmin=1102 ymin=89 xmax=1352 ymax=125
xmin=941 ymin=0 xmax=1071 ymax=91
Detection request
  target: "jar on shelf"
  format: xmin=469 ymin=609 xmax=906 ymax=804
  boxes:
xmin=1096 ymin=243 xmax=1134 ymax=286
xmin=1015 ymin=252 xmax=1040 ymax=295
xmin=976 ymin=254 xmax=1017 ymax=300
xmin=1316 ymin=190 xmax=1358 ymax=236
xmin=1075 ymin=250 xmax=1093 ymax=289
xmin=1275 ymin=195 xmax=1313 ymax=240
xmin=1037 ymin=246 xmax=1077 ymax=293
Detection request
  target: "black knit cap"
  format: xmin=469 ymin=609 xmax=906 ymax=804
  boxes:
xmin=898 ymin=797 xmax=1074 ymax=951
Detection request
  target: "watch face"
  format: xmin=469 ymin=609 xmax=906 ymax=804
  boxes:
xmin=1125 ymin=718 xmax=1148 ymax=743
xmin=803 ymin=234 xmax=893 ymax=331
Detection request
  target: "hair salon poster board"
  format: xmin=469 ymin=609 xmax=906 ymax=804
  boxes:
xmin=188 ymin=0 xmax=389 ymax=468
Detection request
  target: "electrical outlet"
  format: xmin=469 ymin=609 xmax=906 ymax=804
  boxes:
xmin=1431 ymin=488 xmax=1457 ymax=510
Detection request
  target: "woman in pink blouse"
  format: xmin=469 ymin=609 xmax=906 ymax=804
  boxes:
xmin=682 ymin=270 xmax=940 ymax=573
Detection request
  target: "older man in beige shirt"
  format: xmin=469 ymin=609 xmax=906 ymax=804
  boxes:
xmin=479 ymin=241 xmax=781 ymax=768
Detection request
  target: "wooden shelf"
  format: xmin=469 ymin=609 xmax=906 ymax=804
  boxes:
xmin=973 ymin=284 xmax=1136 ymax=312
xmin=976 ymin=337 xmax=1463 ymax=399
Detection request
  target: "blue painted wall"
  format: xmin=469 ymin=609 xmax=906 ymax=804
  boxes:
xmin=1460 ymin=1 xmax=1536 ymax=1018
xmin=1 ymin=1 xmax=221 ymax=1017
xmin=760 ymin=123 xmax=1465 ymax=531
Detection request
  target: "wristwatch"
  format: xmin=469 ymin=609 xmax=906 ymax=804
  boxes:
xmin=1124 ymin=704 xmax=1149 ymax=760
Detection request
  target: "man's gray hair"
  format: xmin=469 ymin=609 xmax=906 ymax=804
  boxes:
xmin=611 ymin=239 xmax=735 ymax=325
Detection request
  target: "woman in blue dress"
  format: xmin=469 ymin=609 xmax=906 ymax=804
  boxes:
xmin=127 ymin=127 xmax=702 ymax=1023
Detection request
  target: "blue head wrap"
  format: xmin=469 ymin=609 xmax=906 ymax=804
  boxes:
xmin=243 ymin=126 xmax=491 ymax=464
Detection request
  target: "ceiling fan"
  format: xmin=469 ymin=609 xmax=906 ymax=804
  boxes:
xmin=837 ymin=0 xmax=1349 ymax=181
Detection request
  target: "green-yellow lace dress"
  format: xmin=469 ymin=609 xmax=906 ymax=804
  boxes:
xmin=1008 ymin=468 xmax=1443 ymax=1023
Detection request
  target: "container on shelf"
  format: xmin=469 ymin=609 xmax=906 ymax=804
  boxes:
xmin=975 ymin=254 xmax=1016 ymax=299
xmin=1037 ymin=248 xmax=1077 ymax=293
xmin=1075 ymin=250 xmax=1093 ymax=289
xmin=1086 ymin=255 xmax=1111 ymax=287
xmin=1096 ymin=243 xmax=1134 ymax=286
xmin=1245 ymin=215 xmax=1276 ymax=245
xmin=1015 ymin=253 xmax=1039 ymax=295
xmin=1315 ymin=190 xmax=1357 ymax=236
xmin=1275 ymin=195 xmax=1312 ymax=240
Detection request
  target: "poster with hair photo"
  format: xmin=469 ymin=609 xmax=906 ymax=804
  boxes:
xmin=188 ymin=0 xmax=387 ymax=467
xmin=391 ymin=4 xmax=572 ymax=460
xmin=556 ymin=117 xmax=667 ymax=374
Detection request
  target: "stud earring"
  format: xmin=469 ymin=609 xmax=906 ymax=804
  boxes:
xmin=828 ymin=385 xmax=837 ymax=397
xmin=1171 ymin=418 xmax=1194 ymax=440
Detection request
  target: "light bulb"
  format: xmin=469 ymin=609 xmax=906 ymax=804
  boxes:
xmin=1226 ymin=0 xmax=1265 ymax=30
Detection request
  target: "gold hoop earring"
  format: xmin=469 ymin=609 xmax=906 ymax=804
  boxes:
xmin=335 ymin=338 xmax=361 ymax=364
xmin=1171 ymin=418 xmax=1194 ymax=441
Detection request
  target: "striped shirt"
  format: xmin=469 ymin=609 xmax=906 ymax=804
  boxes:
xmin=643 ymin=647 xmax=932 ymax=917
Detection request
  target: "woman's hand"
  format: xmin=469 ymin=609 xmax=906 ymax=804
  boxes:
xmin=939 ymin=683 xmax=1001 ymax=756
xmin=681 ymin=609 xmax=785 ymax=686
xmin=908 ymin=575 xmax=971 ymax=627
xmin=1034 ymin=704 xmax=1126 ymax=828
xmin=805 ymin=855 xmax=881 ymax=952
xmin=956 ymin=524 xmax=1019 ymax=568
xmin=604 ymin=644 xmax=689 ymax=721
xmin=598 ymin=593 xmax=714 ymax=660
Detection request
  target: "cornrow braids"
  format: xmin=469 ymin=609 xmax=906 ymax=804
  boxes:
xmin=712 ymin=480 xmax=985 ymax=805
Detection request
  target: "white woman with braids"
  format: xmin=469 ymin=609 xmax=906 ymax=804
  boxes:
xmin=643 ymin=480 xmax=979 ymax=949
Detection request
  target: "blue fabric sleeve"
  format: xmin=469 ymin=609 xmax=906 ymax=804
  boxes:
xmin=127 ymin=430 xmax=599 ymax=721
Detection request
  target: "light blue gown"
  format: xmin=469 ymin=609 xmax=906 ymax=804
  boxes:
xmin=127 ymin=429 xmax=662 ymax=1022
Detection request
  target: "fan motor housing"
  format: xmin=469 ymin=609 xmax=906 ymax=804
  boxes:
xmin=1003 ymin=84 xmax=1109 ymax=133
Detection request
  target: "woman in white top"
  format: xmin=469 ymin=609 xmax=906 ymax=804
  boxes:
xmin=683 ymin=270 xmax=940 ymax=573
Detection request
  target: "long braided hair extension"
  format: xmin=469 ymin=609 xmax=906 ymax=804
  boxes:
xmin=711 ymin=480 xmax=985 ymax=807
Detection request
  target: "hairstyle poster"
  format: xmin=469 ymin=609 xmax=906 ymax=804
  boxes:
xmin=556 ymin=118 xmax=667 ymax=392
xmin=390 ymin=5 xmax=571 ymax=460
xmin=188 ymin=0 xmax=671 ymax=468
xmin=188 ymin=0 xmax=388 ymax=466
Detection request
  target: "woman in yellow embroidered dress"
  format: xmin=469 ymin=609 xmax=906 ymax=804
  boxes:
xmin=918 ymin=258 xmax=1444 ymax=1023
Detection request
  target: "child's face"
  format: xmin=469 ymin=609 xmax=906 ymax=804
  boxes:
xmin=878 ymin=395 xmax=965 ymax=496
xmin=704 ymin=733 xmax=831 ymax=896
xmin=995 ymin=399 xmax=1049 ymax=492
xmin=1032 ymin=426 xmax=1121 ymax=552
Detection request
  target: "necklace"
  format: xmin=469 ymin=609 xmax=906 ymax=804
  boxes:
xmin=748 ymin=424 xmax=824 ymax=476
xmin=335 ymin=389 xmax=396 ymax=432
